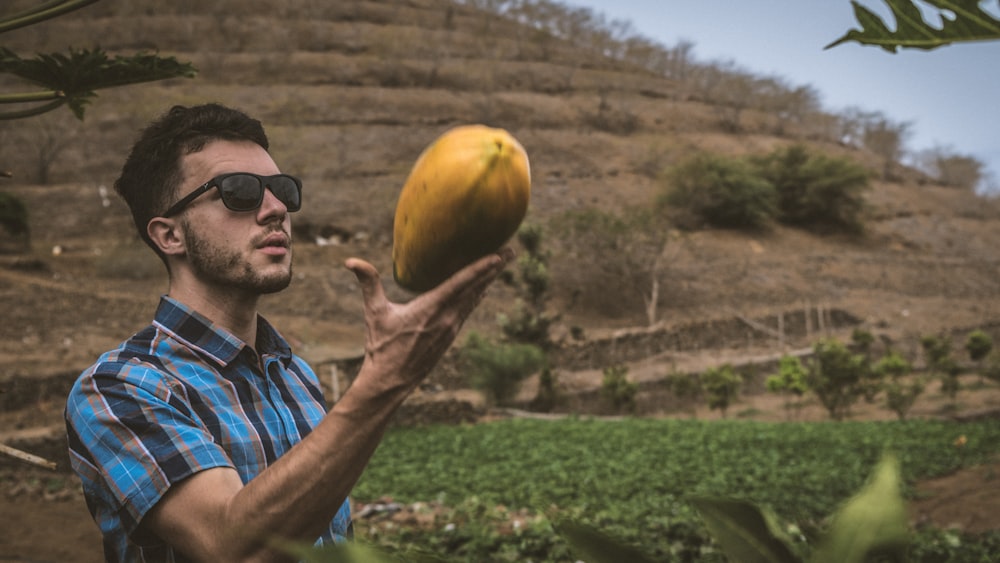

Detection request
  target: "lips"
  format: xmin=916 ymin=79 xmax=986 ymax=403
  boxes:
xmin=257 ymin=232 xmax=289 ymax=249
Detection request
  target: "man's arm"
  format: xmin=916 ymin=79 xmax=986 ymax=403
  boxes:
xmin=141 ymin=249 xmax=512 ymax=562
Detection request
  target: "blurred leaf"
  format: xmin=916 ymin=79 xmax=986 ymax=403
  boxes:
xmin=270 ymin=538 xmax=433 ymax=563
xmin=556 ymin=520 xmax=658 ymax=563
xmin=688 ymin=496 xmax=801 ymax=563
xmin=0 ymin=0 xmax=100 ymax=34
xmin=811 ymin=453 xmax=909 ymax=563
xmin=0 ymin=47 xmax=196 ymax=119
xmin=827 ymin=0 xmax=1000 ymax=52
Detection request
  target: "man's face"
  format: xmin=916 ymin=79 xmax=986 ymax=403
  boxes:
xmin=173 ymin=140 xmax=294 ymax=295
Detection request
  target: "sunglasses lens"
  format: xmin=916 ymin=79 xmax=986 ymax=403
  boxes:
xmin=219 ymin=174 xmax=264 ymax=211
xmin=268 ymin=176 xmax=302 ymax=212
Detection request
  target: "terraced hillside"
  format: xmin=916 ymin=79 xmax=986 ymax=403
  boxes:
xmin=1 ymin=0 xmax=999 ymax=447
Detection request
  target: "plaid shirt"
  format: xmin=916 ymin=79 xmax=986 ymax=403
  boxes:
xmin=66 ymin=296 xmax=352 ymax=562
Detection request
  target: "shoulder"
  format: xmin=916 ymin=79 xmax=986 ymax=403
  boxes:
xmin=68 ymin=324 xmax=194 ymax=409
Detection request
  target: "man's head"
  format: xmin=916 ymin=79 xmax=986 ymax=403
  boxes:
xmin=118 ymin=103 xmax=298 ymax=296
xmin=115 ymin=103 xmax=270 ymax=260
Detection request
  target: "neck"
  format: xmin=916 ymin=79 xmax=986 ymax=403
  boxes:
xmin=167 ymin=281 xmax=261 ymax=347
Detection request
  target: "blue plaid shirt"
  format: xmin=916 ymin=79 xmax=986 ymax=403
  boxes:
xmin=65 ymin=296 xmax=352 ymax=562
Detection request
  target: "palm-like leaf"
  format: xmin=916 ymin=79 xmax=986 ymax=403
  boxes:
xmin=0 ymin=47 xmax=196 ymax=119
xmin=827 ymin=0 xmax=1000 ymax=51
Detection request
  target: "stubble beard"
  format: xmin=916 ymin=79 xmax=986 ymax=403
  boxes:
xmin=183 ymin=220 xmax=293 ymax=295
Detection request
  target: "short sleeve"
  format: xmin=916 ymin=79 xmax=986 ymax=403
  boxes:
xmin=66 ymin=360 xmax=235 ymax=538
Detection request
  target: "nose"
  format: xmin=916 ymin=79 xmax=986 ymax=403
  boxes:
xmin=257 ymin=186 xmax=288 ymax=221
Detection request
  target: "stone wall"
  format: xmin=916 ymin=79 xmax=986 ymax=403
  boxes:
xmin=550 ymin=308 xmax=860 ymax=372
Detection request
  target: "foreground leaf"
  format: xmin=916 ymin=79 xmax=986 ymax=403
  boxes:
xmin=826 ymin=0 xmax=1000 ymax=51
xmin=556 ymin=521 xmax=658 ymax=563
xmin=0 ymin=47 xmax=196 ymax=119
xmin=811 ymin=453 xmax=909 ymax=563
xmin=688 ymin=496 xmax=801 ymax=563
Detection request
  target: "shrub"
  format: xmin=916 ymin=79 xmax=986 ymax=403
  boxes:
xmin=807 ymin=338 xmax=869 ymax=420
xmin=601 ymin=364 xmax=638 ymax=414
xmin=458 ymin=332 xmax=545 ymax=406
xmin=965 ymin=329 xmax=993 ymax=364
xmin=765 ymin=355 xmax=808 ymax=419
xmin=667 ymin=371 xmax=701 ymax=417
xmin=659 ymin=153 xmax=776 ymax=230
xmin=875 ymin=351 xmax=923 ymax=420
xmin=498 ymin=224 xmax=557 ymax=350
xmin=751 ymin=144 xmax=870 ymax=234
xmin=531 ymin=368 xmax=560 ymax=413
xmin=921 ymin=334 xmax=961 ymax=402
xmin=700 ymin=364 xmax=741 ymax=417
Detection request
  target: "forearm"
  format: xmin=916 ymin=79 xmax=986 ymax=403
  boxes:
xmin=147 ymin=361 xmax=416 ymax=562
xmin=222 ymin=364 xmax=414 ymax=559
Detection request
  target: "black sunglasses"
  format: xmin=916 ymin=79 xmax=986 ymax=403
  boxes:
xmin=162 ymin=172 xmax=303 ymax=217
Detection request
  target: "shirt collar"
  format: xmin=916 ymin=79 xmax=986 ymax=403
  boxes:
xmin=152 ymin=295 xmax=293 ymax=367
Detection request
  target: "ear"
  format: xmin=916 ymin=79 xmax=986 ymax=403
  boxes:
xmin=147 ymin=217 xmax=186 ymax=257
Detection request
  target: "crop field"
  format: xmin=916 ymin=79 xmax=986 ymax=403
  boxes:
xmin=352 ymin=418 xmax=1000 ymax=562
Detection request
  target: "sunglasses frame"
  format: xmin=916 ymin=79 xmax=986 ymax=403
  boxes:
xmin=161 ymin=172 xmax=302 ymax=218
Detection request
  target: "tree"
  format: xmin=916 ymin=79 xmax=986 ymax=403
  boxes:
xmin=918 ymin=146 xmax=985 ymax=191
xmin=807 ymin=338 xmax=869 ymax=420
xmin=874 ymin=351 xmax=923 ymax=420
xmin=964 ymin=329 xmax=992 ymax=364
xmin=965 ymin=329 xmax=993 ymax=384
xmin=552 ymin=207 xmax=678 ymax=325
xmin=765 ymin=355 xmax=809 ymax=420
xmin=497 ymin=223 xmax=558 ymax=350
xmin=921 ymin=334 xmax=961 ymax=403
xmin=860 ymin=113 xmax=912 ymax=180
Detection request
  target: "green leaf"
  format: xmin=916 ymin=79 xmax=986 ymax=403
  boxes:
xmin=811 ymin=453 xmax=909 ymax=563
xmin=0 ymin=47 xmax=196 ymax=119
xmin=269 ymin=538 xmax=420 ymax=563
xmin=556 ymin=520 xmax=658 ymax=563
xmin=826 ymin=0 xmax=1000 ymax=52
xmin=688 ymin=496 xmax=801 ymax=563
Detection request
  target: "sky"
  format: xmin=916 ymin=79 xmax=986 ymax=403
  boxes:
xmin=567 ymin=0 xmax=1000 ymax=192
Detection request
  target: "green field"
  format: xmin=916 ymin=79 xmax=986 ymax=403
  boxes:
xmin=352 ymin=418 xmax=1000 ymax=562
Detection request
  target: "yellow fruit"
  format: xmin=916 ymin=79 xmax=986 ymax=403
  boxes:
xmin=392 ymin=124 xmax=531 ymax=292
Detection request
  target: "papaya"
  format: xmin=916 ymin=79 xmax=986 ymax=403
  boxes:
xmin=392 ymin=124 xmax=531 ymax=292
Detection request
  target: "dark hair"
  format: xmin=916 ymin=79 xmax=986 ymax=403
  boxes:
xmin=114 ymin=103 xmax=269 ymax=258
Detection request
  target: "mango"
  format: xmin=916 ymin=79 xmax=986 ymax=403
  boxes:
xmin=392 ymin=124 xmax=531 ymax=292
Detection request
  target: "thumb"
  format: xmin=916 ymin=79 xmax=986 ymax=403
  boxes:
xmin=344 ymin=257 xmax=386 ymax=308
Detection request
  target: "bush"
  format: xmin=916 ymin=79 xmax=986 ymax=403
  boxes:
xmin=458 ymin=332 xmax=545 ymax=406
xmin=751 ymin=144 xmax=870 ymax=234
xmin=807 ymin=338 xmax=869 ymax=420
xmin=601 ymin=364 xmax=638 ymax=414
xmin=659 ymin=153 xmax=776 ymax=230
xmin=700 ymin=364 xmax=741 ymax=417
xmin=965 ymin=329 xmax=993 ymax=364
xmin=765 ymin=355 xmax=808 ymax=419
xmin=874 ymin=351 xmax=923 ymax=420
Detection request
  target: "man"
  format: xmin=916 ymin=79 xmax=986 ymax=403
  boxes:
xmin=65 ymin=103 xmax=511 ymax=562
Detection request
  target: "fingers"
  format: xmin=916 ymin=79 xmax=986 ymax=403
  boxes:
xmin=416 ymin=247 xmax=515 ymax=321
xmin=344 ymin=257 xmax=386 ymax=309
xmin=437 ymin=247 xmax=515 ymax=296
